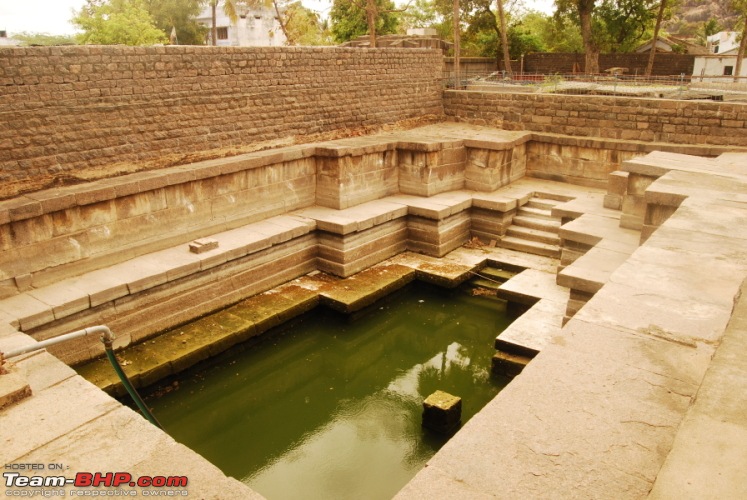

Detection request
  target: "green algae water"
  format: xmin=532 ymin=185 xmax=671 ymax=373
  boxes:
xmin=142 ymin=281 xmax=513 ymax=500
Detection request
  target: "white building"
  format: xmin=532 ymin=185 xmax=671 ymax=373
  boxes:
xmin=706 ymin=31 xmax=739 ymax=54
xmin=196 ymin=1 xmax=286 ymax=47
xmin=693 ymin=50 xmax=747 ymax=80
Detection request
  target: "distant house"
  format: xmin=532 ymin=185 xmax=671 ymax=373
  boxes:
xmin=635 ymin=35 xmax=708 ymax=55
xmin=196 ymin=1 xmax=286 ymax=47
xmin=706 ymin=31 xmax=740 ymax=54
xmin=693 ymin=49 xmax=746 ymax=79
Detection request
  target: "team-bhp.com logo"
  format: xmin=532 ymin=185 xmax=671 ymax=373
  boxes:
xmin=4 ymin=469 xmax=189 ymax=497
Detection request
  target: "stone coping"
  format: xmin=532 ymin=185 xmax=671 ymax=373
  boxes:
xmin=622 ymin=150 xmax=747 ymax=178
xmin=10 ymin=123 xmax=735 ymax=226
xmin=0 ymin=124 xmax=531 ymax=225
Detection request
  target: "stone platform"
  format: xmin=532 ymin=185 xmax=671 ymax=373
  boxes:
xmin=396 ymin=150 xmax=747 ymax=499
xmin=2 ymin=123 xmax=747 ymax=498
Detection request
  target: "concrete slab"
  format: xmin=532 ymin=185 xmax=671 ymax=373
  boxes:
xmin=648 ymin=279 xmax=747 ymax=500
xmin=575 ymin=280 xmax=732 ymax=347
xmin=559 ymin=213 xmax=640 ymax=247
xmin=495 ymin=298 xmax=566 ymax=356
xmin=557 ymin=245 xmax=632 ymax=294
xmin=0 ymin=294 xmax=54 ymax=331
xmin=497 ymin=269 xmax=569 ymax=305
xmin=0 ymin=375 xmax=120 ymax=462
xmin=13 ymin=405 xmax=259 ymax=498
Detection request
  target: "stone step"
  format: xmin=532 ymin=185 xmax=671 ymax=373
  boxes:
xmin=525 ymin=198 xmax=561 ymax=211
xmin=479 ymin=266 xmax=518 ymax=282
xmin=506 ymin=225 xmax=560 ymax=245
xmin=512 ymin=215 xmax=561 ymax=232
xmin=468 ymin=277 xmax=503 ymax=291
xmin=517 ymin=206 xmax=556 ymax=220
xmin=499 ymin=236 xmax=560 ymax=258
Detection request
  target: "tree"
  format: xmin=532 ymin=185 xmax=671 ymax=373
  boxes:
xmin=515 ymin=10 xmax=580 ymax=53
xmin=73 ymin=0 xmax=168 ymax=45
xmin=399 ymin=0 xmax=447 ymax=35
xmin=734 ymin=0 xmax=747 ymax=81
xmin=646 ymin=0 xmax=667 ymax=76
xmin=596 ymin=0 xmax=658 ymax=52
xmin=329 ymin=0 xmax=399 ymax=44
xmin=207 ymin=0 xmax=243 ymax=45
xmin=143 ymin=0 xmax=207 ymax=45
xmin=555 ymin=0 xmax=599 ymax=73
xmin=276 ymin=0 xmax=330 ymax=45
xmin=496 ymin=0 xmax=512 ymax=76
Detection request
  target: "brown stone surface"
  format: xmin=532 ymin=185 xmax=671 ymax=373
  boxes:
xmin=0 ymin=46 xmax=444 ymax=199
xmin=445 ymin=91 xmax=747 ymax=148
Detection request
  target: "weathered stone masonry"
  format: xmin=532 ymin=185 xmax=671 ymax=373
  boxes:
xmin=0 ymin=46 xmax=444 ymax=198
xmin=444 ymin=90 xmax=747 ymax=147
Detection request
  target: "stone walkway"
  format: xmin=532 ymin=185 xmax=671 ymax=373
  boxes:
xmin=397 ymin=151 xmax=747 ymax=499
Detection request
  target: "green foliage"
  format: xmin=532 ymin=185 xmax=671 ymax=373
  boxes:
xmin=73 ymin=0 xmax=168 ymax=45
xmin=283 ymin=1 xmax=331 ymax=45
xmin=329 ymin=0 xmax=399 ymax=43
xmin=703 ymin=17 xmax=724 ymax=37
xmin=507 ymin=26 xmax=547 ymax=57
xmin=143 ymin=0 xmax=207 ymax=45
xmin=11 ymin=32 xmax=78 ymax=46
xmin=595 ymin=0 xmax=658 ymax=52
xmin=398 ymin=0 xmax=447 ymax=34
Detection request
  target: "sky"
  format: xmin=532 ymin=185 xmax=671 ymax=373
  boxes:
xmin=0 ymin=0 xmax=556 ymax=36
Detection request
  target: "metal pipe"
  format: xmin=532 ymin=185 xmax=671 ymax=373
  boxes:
xmin=3 ymin=325 xmax=115 ymax=359
xmin=1 ymin=325 xmax=162 ymax=429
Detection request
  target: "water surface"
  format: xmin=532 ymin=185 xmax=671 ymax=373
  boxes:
xmin=143 ymin=281 xmax=513 ymax=499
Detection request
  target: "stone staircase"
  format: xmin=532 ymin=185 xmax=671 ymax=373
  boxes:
xmin=499 ymin=196 xmax=562 ymax=258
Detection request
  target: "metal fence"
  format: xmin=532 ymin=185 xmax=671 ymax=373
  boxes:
xmin=444 ymin=70 xmax=747 ymax=102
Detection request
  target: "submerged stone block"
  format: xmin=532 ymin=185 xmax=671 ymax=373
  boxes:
xmin=422 ymin=390 xmax=462 ymax=434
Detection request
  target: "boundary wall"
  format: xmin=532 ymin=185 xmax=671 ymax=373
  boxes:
xmin=0 ymin=45 xmax=444 ymax=198
xmin=444 ymin=90 xmax=747 ymax=147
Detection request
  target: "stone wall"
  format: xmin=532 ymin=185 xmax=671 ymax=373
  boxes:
xmin=444 ymin=57 xmax=498 ymax=78
xmin=0 ymin=45 xmax=444 ymax=198
xmin=444 ymin=90 xmax=747 ymax=147
xmin=524 ymin=53 xmax=695 ymax=76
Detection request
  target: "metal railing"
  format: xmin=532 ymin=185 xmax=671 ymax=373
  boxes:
xmin=444 ymin=71 xmax=747 ymax=102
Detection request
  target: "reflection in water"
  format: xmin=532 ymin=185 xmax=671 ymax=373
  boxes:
xmin=143 ymin=282 xmax=513 ymax=500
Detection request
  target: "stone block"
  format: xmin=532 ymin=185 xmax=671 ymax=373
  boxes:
xmin=603 ymin=194 xmax=622 ymax=210
xmin=607 ymin=170 xmax=629 ymax=196
xmin=0 ymin=363 xmax=32 ymax=411
xmin=189 ymin=238 xmax=219 ymax=254
xmin=422 ymin=390 xmax=462 ymax=434
xmin=491 ymin=351 xmax=530 ymax=378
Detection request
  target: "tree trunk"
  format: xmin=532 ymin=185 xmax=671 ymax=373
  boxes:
xmin=735 ymin=16 xmax=747 ymax=83
xmin=273 ymin=0 xmax=291 ymax=45
xmin=453 ymin=0 xmax=461 ymax=88
xmin=578 ymin=0 xmax=599 ymax=74
xmin=646 ymin=0 xmax=666 ymax=76
xmin=496 ymin=0 xmax=512 ymax=77
xmin=366 ymin=0 xmax=377 ymax=48
xmin=211 ymin=2 xmax=217 ymax=46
